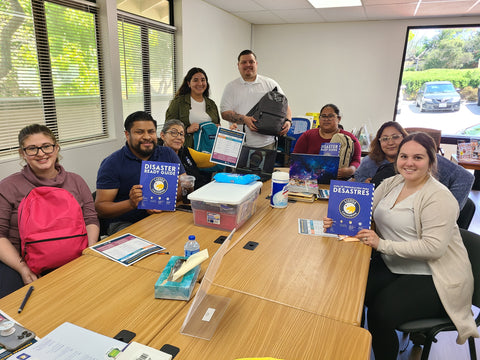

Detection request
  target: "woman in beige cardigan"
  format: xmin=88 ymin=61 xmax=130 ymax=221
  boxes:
xmin=324 ymin=132 xmax=478 ymax=359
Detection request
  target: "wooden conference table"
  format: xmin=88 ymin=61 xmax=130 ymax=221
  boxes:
xmin=0 ymin=179 xmax=372 ymax=359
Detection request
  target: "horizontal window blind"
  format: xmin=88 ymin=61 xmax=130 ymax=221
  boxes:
xmin=0 ymin=0 xmax=106 ymax=157
xmin=117 ymin=11 xmax=175 ymax=124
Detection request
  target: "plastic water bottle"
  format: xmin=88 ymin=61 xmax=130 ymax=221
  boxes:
xmin=184 ymin=235 xmax=200 ymax=257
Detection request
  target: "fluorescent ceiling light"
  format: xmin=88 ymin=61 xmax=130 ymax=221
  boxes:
xmin=308 ymin=0 xmax=362 ymax=8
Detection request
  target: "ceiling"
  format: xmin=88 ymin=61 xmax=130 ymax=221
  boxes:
xmin=201 ymin=0 xmax=480 ymax=24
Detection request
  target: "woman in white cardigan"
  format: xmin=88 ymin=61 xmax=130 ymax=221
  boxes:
xmin=324 ymin=132 xmax=478 ymax=359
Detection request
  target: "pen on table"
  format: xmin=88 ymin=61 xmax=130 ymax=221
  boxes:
xmin=18 ymin=285 xmax=34 ymax=313
xmin=157 ymin=251 xmax=170 ymax=255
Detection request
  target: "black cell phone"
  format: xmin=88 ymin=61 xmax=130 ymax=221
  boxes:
xmin=243 ymin=241 xmax=259 ymax=251
xmin=160 ymin=344 xmax=180 ymax=358
xmin=113 ymin=329 xmax=136 ymax=343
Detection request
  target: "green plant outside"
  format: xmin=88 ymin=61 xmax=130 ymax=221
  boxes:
xmin=402 ymin=69 xmax=480 ymax=100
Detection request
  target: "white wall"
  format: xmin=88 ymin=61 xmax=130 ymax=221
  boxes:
xmin=252 ymin=17 xmax=480 ymax=135
xmin=175 ymin=0 xmax=251 ymax=126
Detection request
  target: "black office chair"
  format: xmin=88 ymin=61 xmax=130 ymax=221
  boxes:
xmin=458 ymin=198 xmax=476 ymax=230
xmin=397 ymin=228 xmax=480 ymax=360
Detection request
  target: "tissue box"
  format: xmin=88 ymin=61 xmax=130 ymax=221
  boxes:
xmin=188 ymin=181 xmax=262 ymax=231
xmin=155 ymin=256 xmax=200 ymax=300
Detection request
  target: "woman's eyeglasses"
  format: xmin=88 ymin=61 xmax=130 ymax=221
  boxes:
xmin=166 ymin=130 xmax=185 ymax=138
xmin=319 ymin=114 xmax=337 ymax=120
xmin=379 ymin=134 xmax=403 ymax=143
xmin=23 ymin=144 xmax=56 ymax=156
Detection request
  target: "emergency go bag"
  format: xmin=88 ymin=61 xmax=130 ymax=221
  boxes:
xmin=18 ymin=186 xmax=88 ymax=275
xmin=246 ymin=87 xmax=288 ymax=136
xmin=193 ymin=121 xmax=218 ymax=153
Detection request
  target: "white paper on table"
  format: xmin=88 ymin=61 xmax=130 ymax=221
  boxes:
xmin=298 ymin=218 xmax=338 ymax=237
xmin=18 ymin=322 xmax=126 ymax=360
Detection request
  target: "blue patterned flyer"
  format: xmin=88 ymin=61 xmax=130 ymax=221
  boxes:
xmin=138 ymin=161 xmax=179 ymax=211
xmin=326 ymin=180 xmax=374 ymax=236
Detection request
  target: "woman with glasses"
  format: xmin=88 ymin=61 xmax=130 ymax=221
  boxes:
xmin=354 ymin=121 xmax=408 ymax=183
xmin=293 ymin=103 xmax=361 ymax=179
xmin=160 ymin=119 xmax=212 ymax=190
xmin=165 ymin=67 xmax=220 ymax=149
xmin=0 ymin=124 xmax=99 ymax=298
xmin=355 ymin=122 xmax=473 ymax=210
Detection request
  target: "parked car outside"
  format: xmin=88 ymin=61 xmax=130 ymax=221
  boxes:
xmin=458 ymin=123 xmax=480 ymax=136
xmin=416 ymin=81 xmax=461 ymax=112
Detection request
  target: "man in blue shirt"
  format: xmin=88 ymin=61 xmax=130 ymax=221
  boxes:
xmin=95 ymin=111 xmax=186 ymax=235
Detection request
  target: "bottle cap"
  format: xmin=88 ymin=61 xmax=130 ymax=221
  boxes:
xmin=188 ymin=235 xmax=195 ymax=240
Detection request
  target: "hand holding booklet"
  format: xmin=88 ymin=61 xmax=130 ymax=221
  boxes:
xmin=326 ymin=180 xmax=374 ymax=237
xmin=138 ymin=161 xmax=179 ymax=211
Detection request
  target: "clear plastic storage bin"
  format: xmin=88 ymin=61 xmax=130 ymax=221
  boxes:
xmin=187 ymin=181 xmax=262 ymax=231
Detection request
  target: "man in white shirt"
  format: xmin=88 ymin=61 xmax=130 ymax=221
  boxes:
xmin=220 ymin=50 xmax=292 ymax=149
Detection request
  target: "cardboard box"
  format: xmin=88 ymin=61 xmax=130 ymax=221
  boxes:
xmin=154 ymin=256 xmax=200 ymax=301
xmin=187 ymin=181 xmax=262 ymax=231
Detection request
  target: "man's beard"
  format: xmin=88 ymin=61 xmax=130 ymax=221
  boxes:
xmin=131 ymin=139 xmax=157 ymax=158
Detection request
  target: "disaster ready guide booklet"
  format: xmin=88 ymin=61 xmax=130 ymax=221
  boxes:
xmin=326 ymin=180 xmax=374 ymax=237
xmin=138 ymin=161 xmax=179 ymax=211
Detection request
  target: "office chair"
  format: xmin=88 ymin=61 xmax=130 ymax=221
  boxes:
xmin=288 ymin=117 xmax=311 ymax=152
xmin=405 ymin=127 xmax=444 ymax=156
xmin=397 ymin=228 xmax=480 ymax=360
xmin=458 ymin=198 xmax=476 ymax=230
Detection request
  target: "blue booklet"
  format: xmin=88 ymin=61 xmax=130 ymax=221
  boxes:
xmin=319 ymin=142 xmax=340 ymax=156
xmin=138 ymin=161 xmax=179 ymax=211
xmin=326 ymin=180 xmax=374 ymax=236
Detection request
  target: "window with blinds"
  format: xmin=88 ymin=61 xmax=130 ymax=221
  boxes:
xmin=117 ymin=12 xmax=175 ymax=124
xmin=0 ymin=0 xmax=106 ymax=158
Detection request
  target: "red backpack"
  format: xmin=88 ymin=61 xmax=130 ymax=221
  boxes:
xmin=18 ymin=186 xmax=88 ymax=275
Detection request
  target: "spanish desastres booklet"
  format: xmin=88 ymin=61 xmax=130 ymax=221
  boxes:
xmin=138 ymin=161 xmax=180 ymax=211
xmin=326 ymin=180 xmax=374 ymax=237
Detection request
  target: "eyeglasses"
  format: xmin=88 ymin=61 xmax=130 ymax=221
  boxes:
xmin=23 ymin=144 xmax=56 ymax=156
xmin=319 ymin=114 xmax=337 ymax=120
xmin=165 ymin=130 xmax=185 ymax=138
xmin=379 ymin=134 xmax=403 ymax=143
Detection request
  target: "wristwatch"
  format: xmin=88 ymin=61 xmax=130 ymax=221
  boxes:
xmin=285 ymin=119 xmax=292 ymax=124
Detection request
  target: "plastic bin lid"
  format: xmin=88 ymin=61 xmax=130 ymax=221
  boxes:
xmin=187 ymin=181 xmax=262 ymax=205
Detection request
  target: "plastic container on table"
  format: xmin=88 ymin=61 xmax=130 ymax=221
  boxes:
xmin=187 ymin=181 xmax=263 ymax=231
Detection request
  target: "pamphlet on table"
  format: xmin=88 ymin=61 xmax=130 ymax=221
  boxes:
xmin=91 ymin=233 xmax=166 ymax=266
xmin=138 ymin=161 xmax=179 ymax=211
xmin=14 ymin=322 xmax=172 ymax=360
xmin=298 ymin=218 xmax=337 ymax=237
xmin=326 ymin=180 xmax=374 ymax=237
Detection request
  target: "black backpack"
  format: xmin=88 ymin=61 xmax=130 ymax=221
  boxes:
xmin=246 ymin=87 xmax=288 ymax=135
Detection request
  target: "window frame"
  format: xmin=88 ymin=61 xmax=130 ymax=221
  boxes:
xmin=395 ymin=24 xmax=480 ymax=145
xmin=0 ymin=0 xmax=108 ymax=157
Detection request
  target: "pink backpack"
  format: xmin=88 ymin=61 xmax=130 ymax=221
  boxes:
xmin=18 ymin=186 xmax=88 ymax=275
